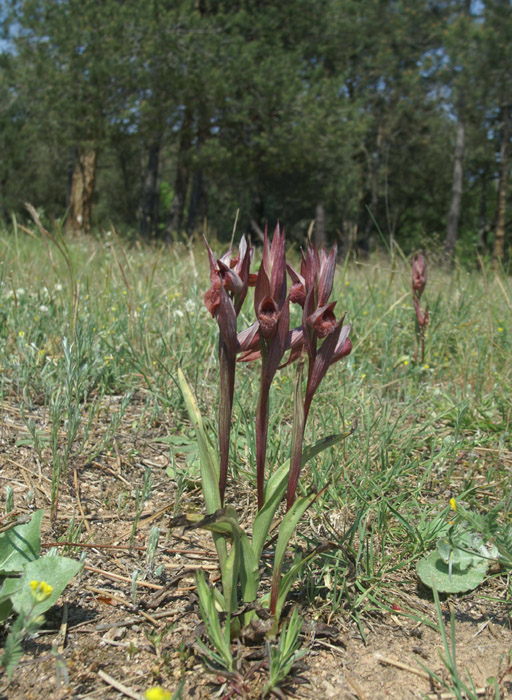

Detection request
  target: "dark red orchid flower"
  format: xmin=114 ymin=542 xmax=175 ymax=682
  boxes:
xmin=285 ymin=241 xmax=352 ymax=510
xmin=204 ymin=235 xmax=254 ymax=317
xmin=251 ymin=224 xmax=292 ymax=509
xmin=204 ymin=228 xmax=352 ymax=515
xmin=203 ymin=235 xmax=254 ymax=504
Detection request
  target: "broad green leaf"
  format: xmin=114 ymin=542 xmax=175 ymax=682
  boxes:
xmin=10 ymin=554 xmax=82 ymax=616
xmin=0 ymin=576 xmax=22 ymax=610
xmin=0 ymin=511 xmax=43 ymax=575
xmin=437 ymin=537 xmax=476 ymax=568
xmin=416 ymin=550 xmax=488 ymax=594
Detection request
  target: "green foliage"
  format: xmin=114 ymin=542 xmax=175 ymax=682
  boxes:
xmin=194 ymin=570 xmax=234 ymax=673
xmin=175 ymin=370 xmax=352 ymax=655
xmin=0 ymin=510 xmax=43 ymax=575
xmin=416 ymin=498 xmax=512 ymax=594
xmin=0 ymin=510 xmax=81 ymax=676
xmin=2 ymin=0 xmax=510 ymax=255
xmin=262 ymin=608 xmax=307 ymax=697
xmin=416 ymin=547 xmax=488 ymax=594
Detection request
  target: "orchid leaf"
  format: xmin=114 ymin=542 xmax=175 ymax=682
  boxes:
xmin=222 ymin=530 xmax=240 ymax=615
xmin=177 ymin=369 xmax=227 ymax=572
xmin=287 ymin=353 xmax=306 ymax=510
xmin=253 ymin=428 xmax=355 ymax=560
xmin=177 ymin=368 xmax=220 ymax=514
xmin=239 ymin=531 xmax=259 ymax=606
xmin=195 ymin=569 xmax=234 ymax=671
xmin=269 ymin=490 xmax=319 ymax=616
xmin=181 ymin=506 xmax=242 ymax=614
xmin=273 ymin=543 xmax=335 ymax=625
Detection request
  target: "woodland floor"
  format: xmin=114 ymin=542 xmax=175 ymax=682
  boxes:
xmin=1 ymin=394 xmax=512 ymax=700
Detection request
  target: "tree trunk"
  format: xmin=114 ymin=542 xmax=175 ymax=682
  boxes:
xmin=477 ymin=169 xmax=489 ymax=256
xmin=444 ymin=115 xmax=465 ymax=260
xmin=139 ymin=138 xmax=161 ymax=239
xmin=493 ymin=104 xmax=510 ymax=263
xmin=339 ymin=218 xmax=357 ymax=260
xmin=186 ymin=108 xmax=209 ymax=234
xmin=65 ymin=145 xmax=97 ymax=234
xmin=166 ymin=109 xmax=192 ymax=238
xmin=314 ymin=202 xmax=327 ymax=247
xmin=0 ymin=177 xmax=8 ymax=224
xmin=186 ymin=169 xmax=207 ymax=234
xmin=360 ymin=122 xmax=383 ymax=257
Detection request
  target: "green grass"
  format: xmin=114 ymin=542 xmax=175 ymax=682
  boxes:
xmin=1 ymin=222 xmax=511 ymax=689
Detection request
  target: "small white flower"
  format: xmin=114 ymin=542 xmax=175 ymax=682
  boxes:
xmin=173 ymin=310 xmax=184 ymax=319
xmin=54 ymin=283 xmax=63 ymax=292
xmin=39 ymin=305 xmax=49 ymax=313
xmin=16 ymin=288 xmax=25 ymax=296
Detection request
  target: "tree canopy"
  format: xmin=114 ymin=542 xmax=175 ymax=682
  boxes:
xmin=1 ymin=0 xmax=511 ymax=259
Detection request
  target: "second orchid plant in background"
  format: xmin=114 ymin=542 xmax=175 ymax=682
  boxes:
xmin=174 ymin=225 xmax=353 ymax=671
xmin=412 ymin=253 xmax=429 ymax=363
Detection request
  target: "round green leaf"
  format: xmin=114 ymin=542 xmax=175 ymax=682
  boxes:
xmin=416 ymin=550 xmax=487 ymax=593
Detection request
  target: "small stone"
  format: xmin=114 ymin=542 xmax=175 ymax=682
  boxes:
xmin=103 ymin=626 xmax=126 ymax=641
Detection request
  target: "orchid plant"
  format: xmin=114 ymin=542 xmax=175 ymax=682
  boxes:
xmin=412 ymin=253 xmax=429 ymax=363
xmin=173 ymin=225 xmax=353 ymax=668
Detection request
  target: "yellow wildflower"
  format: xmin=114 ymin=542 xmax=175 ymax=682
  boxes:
xmin=30 ymin=580 xmax=53 ymax=603
xmin=449 ymin=498 xmax=457 ymax=512
xmin=144 ymin=687 xmax=172 ymax=700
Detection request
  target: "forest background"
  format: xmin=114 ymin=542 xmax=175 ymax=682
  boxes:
xmin=0 ymin=0 xmax=511 ymax=262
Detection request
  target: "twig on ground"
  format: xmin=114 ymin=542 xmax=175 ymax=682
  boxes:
xmin=98 ymin=669 xmax=143 ymax=700
xmin=376 ymin=653 xmax=431 ymax=681
xmin=95 ymin=608 xmax=180 ymax=632
xmin=84 ymin=565 xmax=163 ymax=590
xmin=345 ymin=672 xmax=369 ymax=700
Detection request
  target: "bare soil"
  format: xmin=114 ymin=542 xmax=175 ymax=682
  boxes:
xmin=1 ymin=396 xmax=511 ymax=699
